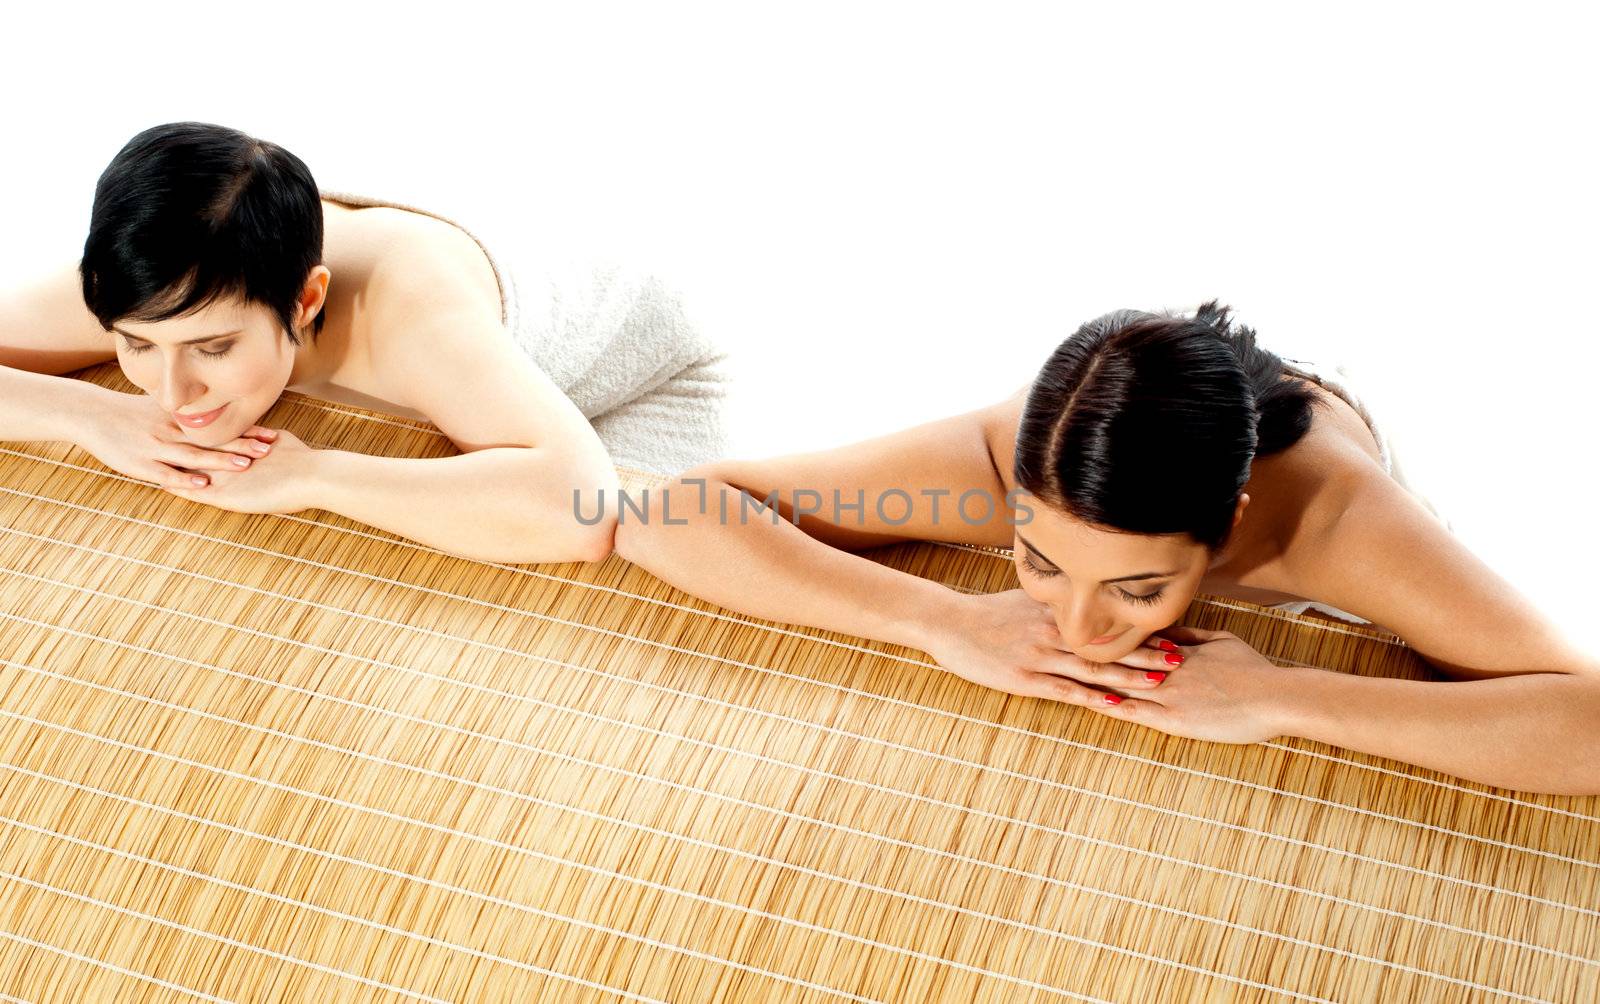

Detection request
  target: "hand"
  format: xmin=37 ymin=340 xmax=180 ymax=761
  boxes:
xmin=75 ymin=390 xmax=280 ymax=492
xmin=1093 ymin=626 xmax=1293 ymax=744
xmin=163 ymin=428 xmax=317 ymax=515
xmin=922 ymin=588 xmax=1175 ymax=703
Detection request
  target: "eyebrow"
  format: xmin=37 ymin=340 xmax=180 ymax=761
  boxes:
xmin=1015 ymin=533 xmax=1182 ymax=584
xmin=112 ymin=326 xmax=242 ymax=346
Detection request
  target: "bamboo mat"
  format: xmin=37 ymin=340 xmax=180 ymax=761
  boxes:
xmin=0 ymin=364 xmax=1595 ymax=1003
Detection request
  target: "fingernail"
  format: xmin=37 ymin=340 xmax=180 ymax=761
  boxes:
xmin=1164 ymin=652 xmax=1184 ymax=665
xmin=191 ymin=476 xmax=207 ymax=486
xmin=1158 ymin=640 xmax=1179 ymax=652
xmin=1103 ymin=693 xmax=1123 ymax=705
xmin=232 ymin=456 xmax=250 ymax=467
xmin=251 ymin=442 xmax=270 ymax=453
xmin=1144 ymin=671 xmax=1167 ymax=683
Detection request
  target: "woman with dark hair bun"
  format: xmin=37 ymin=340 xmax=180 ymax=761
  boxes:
xmin=618 ymin=301 xmax=1599 ymax=795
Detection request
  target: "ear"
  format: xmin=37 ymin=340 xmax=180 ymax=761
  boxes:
xmin=1232 ymin=492 xmax=1251 ymax=530
xmin=294 ymin=265 xmax=332 ymax=328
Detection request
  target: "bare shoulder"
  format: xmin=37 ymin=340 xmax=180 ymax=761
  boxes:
xmin=0 ymin=260 xmax=117 ymax=375
xmin=980 ymin=381 xmax=1031 ymax=494
xmin=692 ymin=384 xmax=1029 ymax=552
xmin=331 ymin=203 xmax=510 ymax=397
xmin=325 ymin=200 xmax=504 ymax=334
xmin=1282 ymin=463 xmax=1593 ymax=679
xmin=313 ymin=202 xmax=599 ymax=462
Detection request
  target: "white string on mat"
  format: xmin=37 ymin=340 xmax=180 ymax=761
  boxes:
xmin=9 ymin=398 xmax=1561 ymax=997
xmin=0 ymin=929 xmax=232 ymax=1004
xmin=0 ymin=710 xmax=1116 ymax=1004
xmin=0 ymin=811 xmax=796 ymax=1004
xmin=1 ymin=444 xmax=1582 ymax=826
xmin=4 ymin=566 xmax=1597 ymax=924
xmin=2 ymin=517 xmax=1594 ymax=866
xmin=0 ymin=868 xmax=461 ymax=1004
xmin=5 ymin=538 xmax=1599 ymax=906
xmin=6 ymin=651 xmax=1593 ymax=981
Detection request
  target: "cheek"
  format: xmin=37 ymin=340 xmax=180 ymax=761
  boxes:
xmin=1013 ymin=563 xmax=1051 ymax=602
xmin=115 ymin=351 xmax=150 ymax=387
xmin=212 ymin=357 xmax=280 ymax=398
xmin=1129 ymin=586 xmax=1196 ymax=630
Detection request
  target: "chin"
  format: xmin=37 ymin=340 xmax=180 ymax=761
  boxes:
xmin=1085 ymin=636 xmax=1154 ymax=664
xmin=184 ymin=422 xmax=242 ymax=447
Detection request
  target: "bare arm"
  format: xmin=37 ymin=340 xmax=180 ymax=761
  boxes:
xmin=303 ymin=445 xmax=614 ymax=564
xmin=0 ymin=261 xmax=118 ymax=376
xmin=1277 ymin=666 xmax=1599 ymax=793
xmin=349 ymin=260 xmax=621 ymax=564
xmin=1275 ymin=474 xmax=1600 ymax=793
xmin=0 ymin=261 xmax=118 ymax=442
xmin=0 ymin=364 xmax=109 ymax=443
xmin=615 ymin=393 xmax=1025 ymax=645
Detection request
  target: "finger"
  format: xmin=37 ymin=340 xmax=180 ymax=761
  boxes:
xmin=1153 ymin=625 xmax=1229 ymax=646
xmin=1115 ymin=645 xmax=1187 ymax=673
xmin=197 ymin=433 xmax=275 ymax=459
xmin=1028 ymin=673 xmax=1159 ymax=716
xmin=229 ymin=434 xmax=275 ymax=456
xmin=1025 ymin=672 xmax=1128 ymax=708
xmin=152 ymin=464 xmax=210 ymax=490
xmin=244 ymin=425 xmax=280 ymax=441
xmin=167 ymin=444 xmax=257 ymax=472
xmin=1138 ymin=635 xmax=1184 ymax=652
xmin=1037 ymin=652 xmax=1172 ymax=691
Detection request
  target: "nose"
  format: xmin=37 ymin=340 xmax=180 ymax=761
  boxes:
xmin=155 ymin=357 xmax=204 ymax=414
xmin=1052 ymin=595 xmax=1116 ymax=652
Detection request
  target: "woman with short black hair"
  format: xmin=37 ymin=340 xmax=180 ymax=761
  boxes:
xmin=2 ymin=121 xmax=730 ymax=563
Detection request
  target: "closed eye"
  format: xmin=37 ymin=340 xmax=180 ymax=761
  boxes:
xmin=121 ymin=338 xmax=235 ymax=358
xmin=1023 ymin=551 xmax=1170 ymax=603
xmin=1020 ymin=554 xmax=1061 ymax=579
xmin=1116 ymin=587 xmax=1167 ymax=606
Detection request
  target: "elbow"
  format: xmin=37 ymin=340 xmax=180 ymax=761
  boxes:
xmin=556 ymin=446 xmax=622 ymax=564
xmin=552 ymin=471 xmax=621 ymax=564
xmin=490 ymin=510 xmax=614 ymax=566
xmin=572 ymin=513 xmax=618 ymax=564
xmin=613 ymin=464 xmax=724 ymax=566
xmin=490 ymin=450 xmax=621 ymax=566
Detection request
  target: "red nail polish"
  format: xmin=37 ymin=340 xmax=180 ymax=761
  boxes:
xmin=1104 ymin=693 xmax=1123 ymax=705
xmin=1164 ymin=652 xmax=1184 ymax=665
xmin=1158 ymin=639 xmax=1179 ymax=652
xmin=1145 ymin=671 xmax=1166 ymax=682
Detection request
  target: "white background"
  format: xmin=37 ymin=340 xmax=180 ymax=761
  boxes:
xmin=3 ymin=2 xmax=1594 ymax=636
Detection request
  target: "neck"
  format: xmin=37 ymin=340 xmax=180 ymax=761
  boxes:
xmin=285 ymin=330 xmax=320 ymax=388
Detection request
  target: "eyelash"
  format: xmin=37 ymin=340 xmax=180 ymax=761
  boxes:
xmin=1020 ymin=554 xmax=1167 ymax=605
xmin=122 ymin=341 xmax=234 ymax=359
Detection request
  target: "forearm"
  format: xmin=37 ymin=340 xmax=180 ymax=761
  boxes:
xmin=614 ymin=475 xmax=956 ymax=650
xmin=306 ymin=446 xmax=618 ymax=564
xmin=1278 ymin=666 xmax=1600 ymax=794
xmin=0 ymin=365 xmax=103 ymax=444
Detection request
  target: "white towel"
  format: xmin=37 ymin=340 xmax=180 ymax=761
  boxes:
xmin=319 ymin=188 xmax=732 ymax=475
xmin=504 ymin=257 xmax=734 ymax=475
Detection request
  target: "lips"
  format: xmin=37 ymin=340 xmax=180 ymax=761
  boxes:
xmin=174 ymin=403 xmax=226 ymax=429
xmin=1087 ymin=631 xmax=1124 ymax=646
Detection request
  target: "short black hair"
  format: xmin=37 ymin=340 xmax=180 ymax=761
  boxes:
xmin=1013 ymin=301 xmax=1320 ymax=549
xmin=79 ymin=121 xmax=325 ymax=345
